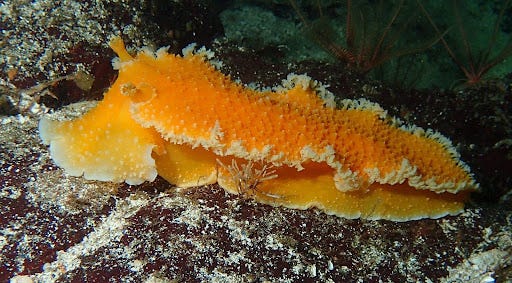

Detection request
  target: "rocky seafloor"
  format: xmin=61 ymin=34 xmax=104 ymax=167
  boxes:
xmin=1 ymin=0 xmax=511 ymax=282
xmin=1 ymin=111 xmax=511 ymax=282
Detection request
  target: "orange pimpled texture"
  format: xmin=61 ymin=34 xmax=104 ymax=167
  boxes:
xmin=39 ymin=38 xmax=477 ymax=221
xmin=119 ymin=48 xmax=475 ymax=193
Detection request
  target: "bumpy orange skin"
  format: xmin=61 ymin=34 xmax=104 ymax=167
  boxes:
xmin=39 ymin=38 xmax=477 ymax=221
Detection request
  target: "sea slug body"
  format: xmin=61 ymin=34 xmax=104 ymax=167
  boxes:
xmin=39 ymin=37 xmax=478 ymax=221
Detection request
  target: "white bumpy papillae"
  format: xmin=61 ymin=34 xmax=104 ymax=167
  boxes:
xmin=39 ymin=117 xmax=158 ymax=185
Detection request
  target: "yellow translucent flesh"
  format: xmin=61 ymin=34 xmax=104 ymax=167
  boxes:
xmin=155 ymin=143 xmax=467 ymax=221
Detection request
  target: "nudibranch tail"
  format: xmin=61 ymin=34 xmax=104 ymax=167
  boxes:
xmin=39 ymin=37 xmax=478 ymax=221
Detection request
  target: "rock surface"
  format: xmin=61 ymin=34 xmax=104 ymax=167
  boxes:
xmin=1 ymin=0 xmax=511 ymax=282
xmin=1 ymin=108 xmax=511 ymax=282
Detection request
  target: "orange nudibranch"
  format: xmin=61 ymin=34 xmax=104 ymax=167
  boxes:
xmin=39 ymin=37 xmax=478 ymax=221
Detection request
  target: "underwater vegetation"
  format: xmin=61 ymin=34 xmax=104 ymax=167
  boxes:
xmin=288 ymin=0 xmax=512 ymax=89
xmin=1 ymin=1 xmax=511 ymax=281
xmin=289 ymin=0 xmax=434 ymax=72
xmin=419 ymin=0 xmax=512 ymax=87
